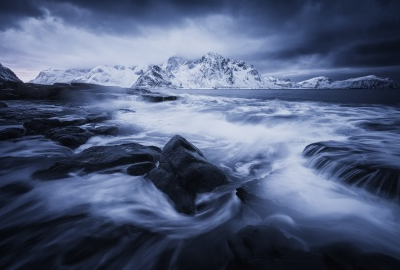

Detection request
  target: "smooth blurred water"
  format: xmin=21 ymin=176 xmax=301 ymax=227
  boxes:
xmin=1 ymin=89 xmax=400 ymax=269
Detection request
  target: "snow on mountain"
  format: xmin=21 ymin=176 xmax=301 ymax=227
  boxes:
xmin=133 ymin=52 xmax=265 ymax=89
xmin=133 ymin=65 xmax=175 ymax=89
xmin=329 ymin=75 xmax=398 ymax=89
xmin=0 ymin=63 xmax=22 ymax=83
xmin=73 ymin=65 xmax=145 ymax=88
xmin=30 ymin=68 xmax=90 ymax=85
xmin=29 ymin=53 xmax=398 ymax=89
xmin=295 ymin=76 xmax=332 ymax=89
xmin=262 ymin=76 xmax=293 ymax=88
xmin=295 ymin=75 xmax=397 ymax=89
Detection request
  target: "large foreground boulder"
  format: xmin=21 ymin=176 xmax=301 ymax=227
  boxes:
xmin=33 ymin=143 xmax=161 ymax=180
xmin=147 ymin=135 xmax=228 ymax=214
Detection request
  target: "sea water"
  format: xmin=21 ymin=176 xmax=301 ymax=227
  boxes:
xmin=1 ymin=89 xmax=400 ymax=269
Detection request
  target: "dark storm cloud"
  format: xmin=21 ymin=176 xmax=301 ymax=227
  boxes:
xmin=0 ymin=0 xmax=44 ymax=30
xmin=1 ymin=0 xmax=399 ymax=81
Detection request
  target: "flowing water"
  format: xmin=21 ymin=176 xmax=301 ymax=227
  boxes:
xmin=1 ymin=89 xmax=400 ymax=269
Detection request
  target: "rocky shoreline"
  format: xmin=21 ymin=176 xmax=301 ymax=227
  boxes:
xmin=1 ymin=83 xmax=400 ymax=269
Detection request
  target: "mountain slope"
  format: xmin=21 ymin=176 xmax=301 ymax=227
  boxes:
xmin=30 ymin=68 xmax=90 ymax=85
xmin=73 ymin=65 xmax=145 ymax=88
xmin=296 ymin=76 xmax=332 ymax=88
xmin=295 ymin=75 xmax=397 ymax=89
xmin=0 ymin=63 xmax=22 ymax=83
xmin=133 ymin=65 xmax=175 ymax=89
xmin=134 ymin=53 xmax=265 ymax=89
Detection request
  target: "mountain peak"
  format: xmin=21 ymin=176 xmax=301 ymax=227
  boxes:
xmin=0 ymin=63 xmax=22 ymax=83
xmin=202 ymin=52 xmax=225 ymax=60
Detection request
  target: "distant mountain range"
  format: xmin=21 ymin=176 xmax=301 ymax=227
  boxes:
xmin=1 ymin=53 xmax=398 ymax=89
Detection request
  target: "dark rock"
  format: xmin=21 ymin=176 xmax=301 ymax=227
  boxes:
xmin=228 ymin=225 xmax=322 ymax=269
xmin=33 ymin=143 xmax=161 ymax=180
xmin=23 ymin=118 xmax=61 ymax=135
xmin=86 ymin=112 xmax=111 ymax=123
xmin=127 ymin=161 xmax=156 ymax=176
xmin=228 ymin=225 xmax=400 ymax=270
xmin=141 ymin=93 xmax=178 ymax=102
xmin=303 ymin=140 xmax=400 ymax=200
xmin=90 ymin=126 xmax=119 ymax=136
xmin=0 ymin=102 xmax=8 ymax=108
xmin=0 ymin=182 xmax=33 ymax=196
xmin=0 ymin=127 xmax=25 ymax=140
xmin=44 ymin=126 xmax=92 ymax=148
xmin=147 ymin=135 xmax=228 ymax=214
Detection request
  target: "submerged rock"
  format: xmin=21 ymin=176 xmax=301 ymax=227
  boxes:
xmin=89 ymin=125 xmax=119 ymax=136
xmin=23 ymin=118 xmax=87 ymax=135
xmin=147 ymin=135 xmax=228 ymax=214
xmin=228 ymin=225 xmax=400 ymax=270
xmin=44 ymin=126 xmax=92 ymax=149
xmin=303 ymin=140 xmax=400 ymax=201
xmin=141 ymin=93 xmax=178 ymax=102
xmin=0 ymin=127 xmax=25 ymax=140
xmin=33 ymin=143 xmax=161 ymax=180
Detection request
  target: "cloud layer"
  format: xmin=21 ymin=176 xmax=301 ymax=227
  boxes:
xmin=1 ymin=0 xmax=399 ymax=82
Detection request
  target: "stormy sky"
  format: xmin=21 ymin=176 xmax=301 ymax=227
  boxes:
xmin=1 ymin=0 xmax=399 ymax=82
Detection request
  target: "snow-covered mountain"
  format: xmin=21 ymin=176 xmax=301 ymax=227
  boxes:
xmin=29 ymin=53 xmax=398 ymax=89
xmin=0 ymin=63 xmax=22 ymax=83
xmin=262 ymin=76 xmax=293 ymax=88
xmin=295 ymin=76 xmax=332 ymax=88
xmin=133 ymin=52 xmax=265 ymax=89
xmin=295 ymin=75 xmax=397 ymax=89
xmin=73 ymin=65 xmax=145 ymax=88
xmin=30 ymin=68 xmax=90 ymax=85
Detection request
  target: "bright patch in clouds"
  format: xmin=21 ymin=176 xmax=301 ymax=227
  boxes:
xmin=0 ymin=14 xmax=264 ymax=82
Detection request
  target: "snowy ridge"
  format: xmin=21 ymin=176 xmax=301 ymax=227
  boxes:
xmin=295 ymin=76 xmax=332 ymax=88
xmin=0 ymin=63 xmax=22 ymax=83
xmin=296 ymin=75 xmax=397 ymax=89
xmin=30 ymin=68 xmax=90 ymax=85
xmin=73 ymin=65 xmax=145 ymax=88
xmin=133 ymin=52 xmax=265 ymax=89
xmin=29 ymin=53 xmax=398 ymax=89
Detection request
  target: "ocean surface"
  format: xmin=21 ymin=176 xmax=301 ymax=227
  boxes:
xmin=1 ymin=88 xmax=400 ymax=269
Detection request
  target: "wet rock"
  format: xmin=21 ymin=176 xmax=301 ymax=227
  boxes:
xmin=0 ymin=127 xmax=25 ymax=140
xmin=127 ymin=161 xmax=156 ymax=176
xmin=303 ymin=140 xmax=400 ymax=200
xmin=33 ymin=143 xmax=161 ymax=180
xmin=0 ymin=182 xmax=33 ymax=196
xmin=228 ymin=225 xmax=400 ymax=270
xmin=228 ymin=225 xmax=321 ymax=269
xmin=44 ymin=126 xmax=93 ymax=148
xmin=0 ymin=102 xmax=8 ymax=108
xmin=23 ymin=118 xmax=61 ymax=134
xmin=141 ymin=93 xmax=178 ymax=102
xmin=86 ymin=112 xmax=111 ymax=123
xmin=89 ymin=125 xmax=119 ymax=136
xmin=147 ymin=135 xmax=228 ymax=214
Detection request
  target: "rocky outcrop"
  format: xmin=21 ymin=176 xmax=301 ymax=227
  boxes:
xmin=33 ymin=143 xmax=161 ymax=180
xmin=147 ymin=135 xmax=228 ymax=214
xmin=303 ymin=140 xmax=400 ymax=200
xmin=23 ymin=113 xmax=113 ymax=148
